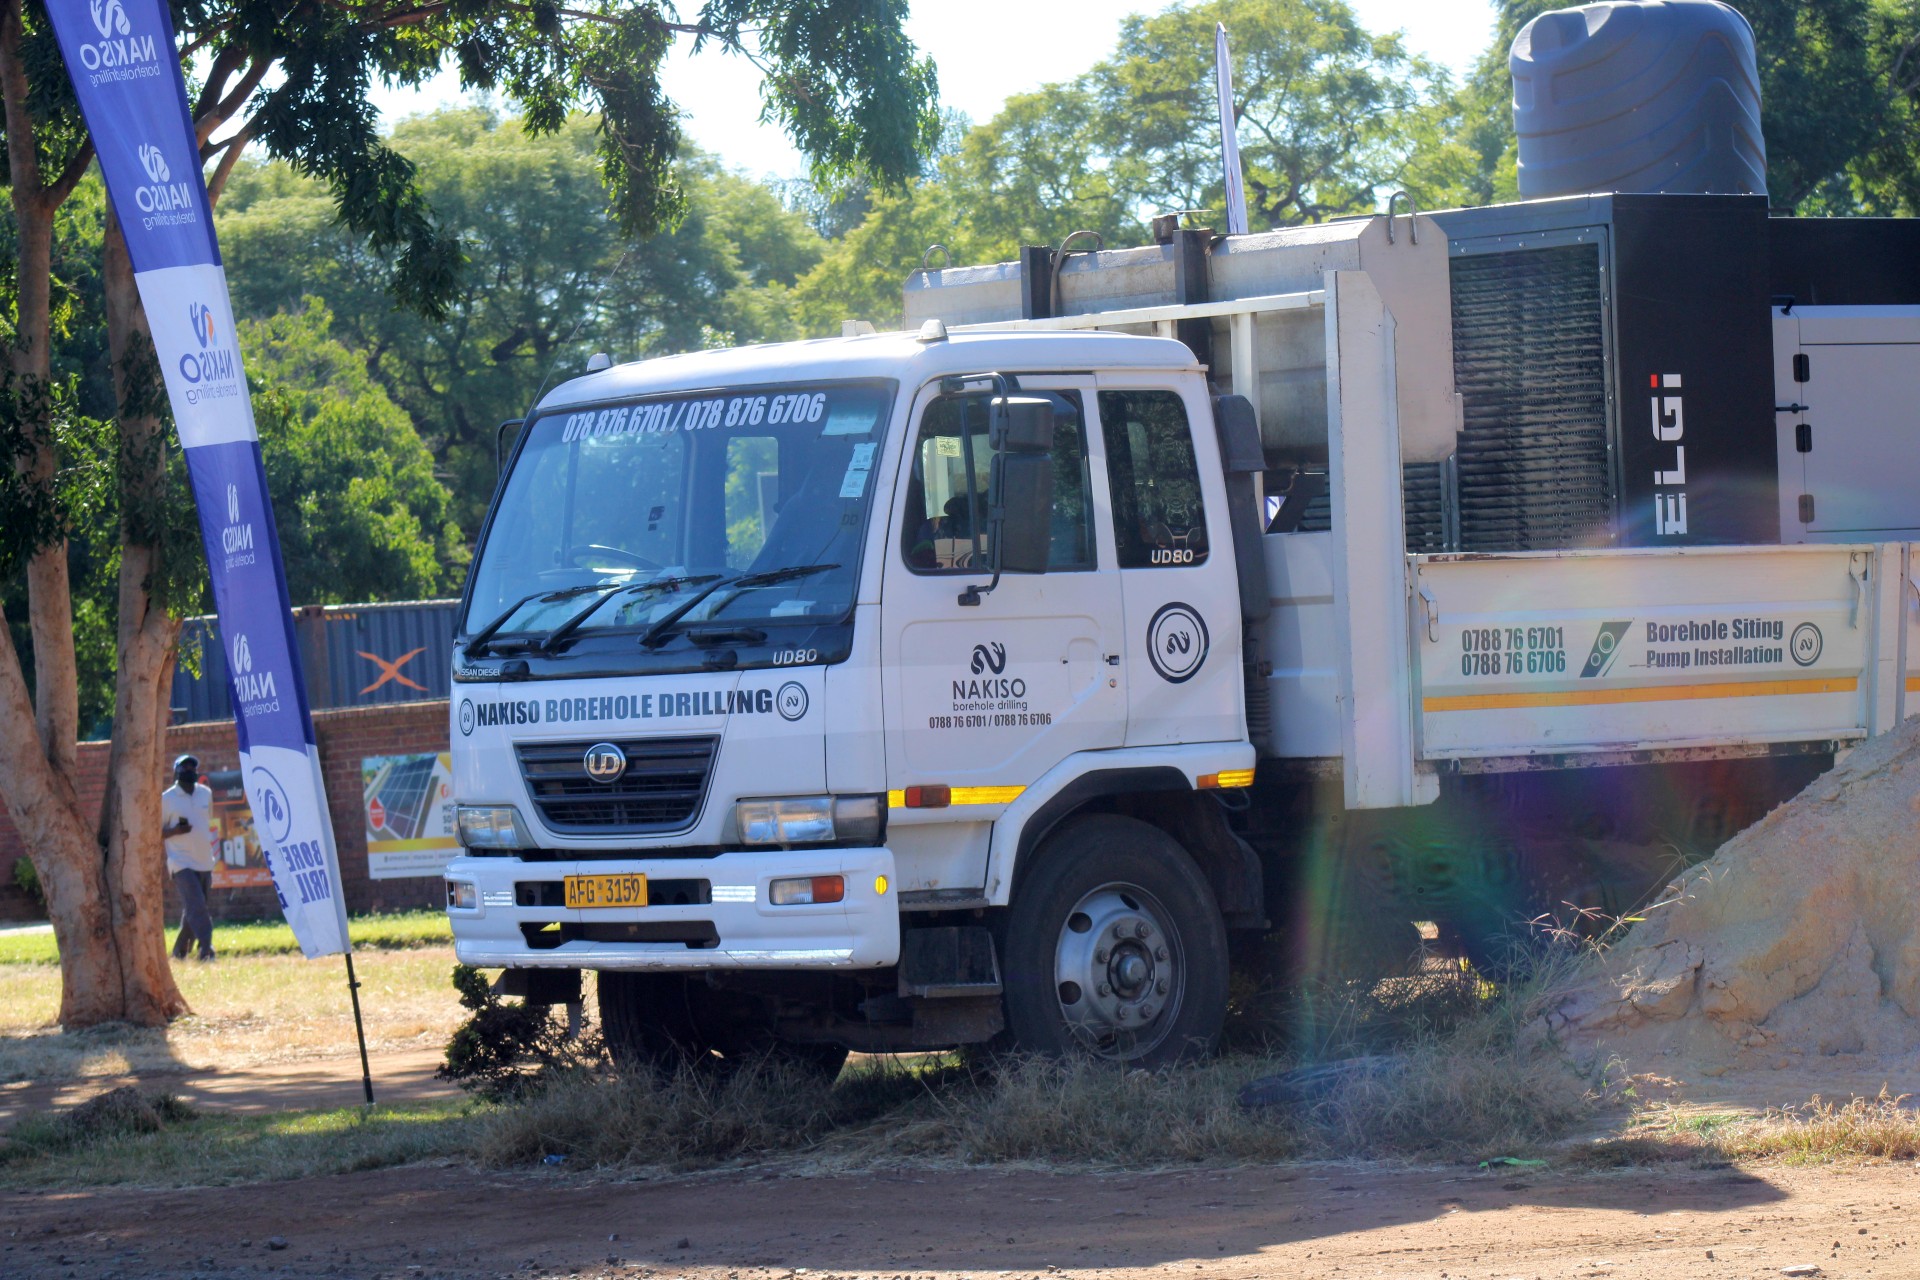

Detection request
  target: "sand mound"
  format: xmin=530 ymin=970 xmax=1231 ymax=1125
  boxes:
xmin=1549 ymin=717 xmax=1920 ymax=1081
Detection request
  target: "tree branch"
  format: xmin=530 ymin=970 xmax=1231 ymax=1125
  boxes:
xmin=43 ymin=138 xmax=95 ymax=212
xmin=204 ymin=125 xmax=257 ymax=204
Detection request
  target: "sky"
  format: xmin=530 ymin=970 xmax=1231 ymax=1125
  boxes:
xmin=369 ymin=1 xmax=1497 ymax=183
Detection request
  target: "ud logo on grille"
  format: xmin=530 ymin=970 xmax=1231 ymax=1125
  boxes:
xmin=583 ymin=741 xmax=628 ymax=784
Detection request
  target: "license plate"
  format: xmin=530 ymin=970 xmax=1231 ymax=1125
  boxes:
xmin=564 ymin=873 xmax=648 ymax=909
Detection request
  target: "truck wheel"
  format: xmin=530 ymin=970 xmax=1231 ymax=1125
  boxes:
xmin=598 ymin=971 xmax=848 ymax=1080
xmin=1001 ymin=815 xmax=1229 ymax=1067
xmin=598 ymin=972 xmax=711 ymax=1074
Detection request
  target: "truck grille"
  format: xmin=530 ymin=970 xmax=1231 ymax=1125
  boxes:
xmin=515 ymin=736 xmax=719 ymax=833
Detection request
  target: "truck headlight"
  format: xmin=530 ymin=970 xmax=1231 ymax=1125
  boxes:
xmin=455 ymin=804 xmax=537 ymax=849
xmin=735 ymin=795 xmax=885 ymax=846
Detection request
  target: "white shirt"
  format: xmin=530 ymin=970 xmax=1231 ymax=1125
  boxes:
xmin=162 ymin=782 xmax=215 ymax=874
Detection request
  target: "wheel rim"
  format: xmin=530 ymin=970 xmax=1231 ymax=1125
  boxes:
xmin=1052 ymin=881 xmax=1185 ymax=1060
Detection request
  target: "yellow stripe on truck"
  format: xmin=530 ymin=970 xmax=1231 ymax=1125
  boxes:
xmin=1424 ymin=675 xmax=1857 ymax=713
xmin=887 ymin=785 xmax=1027 ymax=809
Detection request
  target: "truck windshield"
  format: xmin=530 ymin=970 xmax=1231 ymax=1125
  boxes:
xmin=464 ymin=381 xmax=894 ymax=646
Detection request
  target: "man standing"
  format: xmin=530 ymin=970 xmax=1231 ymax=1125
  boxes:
xmin=161 ymin=753 xmax=216 ymax=962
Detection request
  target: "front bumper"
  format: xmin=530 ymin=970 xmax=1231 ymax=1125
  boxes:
xmin=444 ymin=847 xmax=900 ymax=970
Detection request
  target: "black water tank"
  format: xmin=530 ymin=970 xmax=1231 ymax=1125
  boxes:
xmin=1511 ymin=0 xmax=1766 ymax=200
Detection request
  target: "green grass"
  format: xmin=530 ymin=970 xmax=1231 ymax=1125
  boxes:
xmin=0 ymin=1094 xmax=482 ymax=1188
xmin=0 ymin=908 xmax=450 ymax=966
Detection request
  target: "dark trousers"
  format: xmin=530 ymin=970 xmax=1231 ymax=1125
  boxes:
xmin=171 ymin=869 xmax=214 ymax=960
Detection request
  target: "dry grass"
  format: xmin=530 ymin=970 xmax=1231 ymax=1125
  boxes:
xmin=471 ymin=957 xmax=1599 ymax=1175
xmin=1578 ymin=1091 xmax=1920 ymax=1167
xmin=0 ymin=947 xmax=463 ymax=1083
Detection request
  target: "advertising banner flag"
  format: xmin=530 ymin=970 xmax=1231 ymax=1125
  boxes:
xmin=47 ymin=0 xmax=350 ymax=958
xmin=1215 ymin=23 xmax=1250 ymax=237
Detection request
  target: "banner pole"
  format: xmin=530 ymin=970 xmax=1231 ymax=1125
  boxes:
xmin=344 ymin=951 xmax=375 ymax=1105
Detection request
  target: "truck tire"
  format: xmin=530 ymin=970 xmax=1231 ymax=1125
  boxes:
xmin=598 ymin=971 xmax=710 ymax=1074
xmin=1001 ymin=815 xmax=1230 ymax=1067
xmin=597 ymin=971 xmax=849 ymax=1080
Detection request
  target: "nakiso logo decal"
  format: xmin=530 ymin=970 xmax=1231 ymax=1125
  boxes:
xmin=220 ymin=481 xmax=254 ymax=568
xmin=90 ymin=0 xmax=129 ymax=36
xmin=76 ymin=0 xmax=159 ymax=82
xmin=130 ymin=140 xmax=196 ymax=225
xmin=1147 ymin=602 xmax=1209 ymax=684
xmin=776 ymin=681 xmax=809 ymax=722
xmin=970 ymin=642 xmax=1007 ymax=675
xmin=458 ymin=698 xmax=476 ymax=736
xmin=582 ymin=742 xmax=628 ymax=784
xmin=137 ymin=142 xmax=168 ymax=183
xmin=1790 ymin=622 xmax=1824 ymax=668
xmin=229 ymin=631 xmax=279 ymax=713
xmin=249 ymin=764 xmax=333 ymax=907
xmin=176 ymin=301 xmax=239 ymax=404
xmin=1581 ymin=621 xmax=1632 ymax=678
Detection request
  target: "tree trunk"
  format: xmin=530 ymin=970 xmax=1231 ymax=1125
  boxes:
xmin=0 ymin=646 xmax=123 ymax=1024
xmin=0 ymin=0 xmax=125 ymax=1027
xmin=95 ymin=210 xmax=189 ymax=1025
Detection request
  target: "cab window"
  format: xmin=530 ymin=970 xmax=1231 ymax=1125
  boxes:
xmin=1099 ymin=389 xmax=1210 ymax=568
xmin=900 ymin=390 xmax=1095 ymax=573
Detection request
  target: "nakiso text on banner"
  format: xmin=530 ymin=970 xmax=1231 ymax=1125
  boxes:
xmin=47 ymin=0 xmax=349 ymax=959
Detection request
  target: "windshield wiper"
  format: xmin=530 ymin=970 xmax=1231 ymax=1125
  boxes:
xmin=638 ymin=563 xmax=841 ymax=649
xmin=465 ymin=583 xmax=616 ymax=656
xmin=536 ymin=574 xmax=722 ymax=653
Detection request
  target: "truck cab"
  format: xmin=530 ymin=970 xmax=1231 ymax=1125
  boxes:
xmin=445 ymin=329 xmax=1259 ymax=1068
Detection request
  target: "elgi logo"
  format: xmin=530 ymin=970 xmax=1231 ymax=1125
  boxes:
xmin=582 ymin=741 xmax=627 ymax=785
xmin=1650 ymin=373 xmax=1688 ymax=537
xmin=90 ymin=0 xmax=129 ymax=36
xmin=970 ymin=642 xmax=1007 ymax=675
xmin=232 ymin=632 xmax=252 ymax=674
xmin=1146 ymin=602 xmax=1209 ymax=684
xmin=137 ymin=142 xmax=169 ymax=184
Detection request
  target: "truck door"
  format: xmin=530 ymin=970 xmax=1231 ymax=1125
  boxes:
xmin=1094 ymin=379 xmax=1244 ymax=747
xmin=879 ymin=376 xmax=1125 ymax=891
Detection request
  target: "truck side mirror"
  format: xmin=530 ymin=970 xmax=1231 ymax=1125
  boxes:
xmin=989 ymin=396 xmax=1055 ymax=454
xmin=990 ymin=452 xmax=1054 ymax=575
xmin=959 ymin=395 xmax=1056 ymax=604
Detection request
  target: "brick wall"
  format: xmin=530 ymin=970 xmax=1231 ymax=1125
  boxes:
xmin=0 ymin=700 xmax=451 ymax=924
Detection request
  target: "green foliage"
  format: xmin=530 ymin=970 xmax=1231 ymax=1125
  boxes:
xmin=791 ymin=0 xmax=1431 ymax=330
xmin=221 ymin=111 xmax=825 ymax=534
xmin=241 ymin=302 xmax=467 ymax=603
xmin=440 ymin=964 xmax=600 ymax=1100
xmin=1090 ymin=0 xmax=1432 ymax=227
xmin=11 ymin=854 xmax=45 ymax=916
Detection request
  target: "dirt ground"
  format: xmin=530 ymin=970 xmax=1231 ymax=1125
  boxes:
xmin=0 ymin=1046 xmax=457 ymax=1131
xmin=7 ymin=1158 xmax=1920 ymax=1280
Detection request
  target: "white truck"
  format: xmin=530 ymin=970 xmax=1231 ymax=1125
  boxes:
xmin=443 ymin=186 xmax=1920 ymax=1070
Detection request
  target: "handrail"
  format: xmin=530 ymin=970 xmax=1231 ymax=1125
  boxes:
xmin=950 ymin=288 xmax=1325 ymax=334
